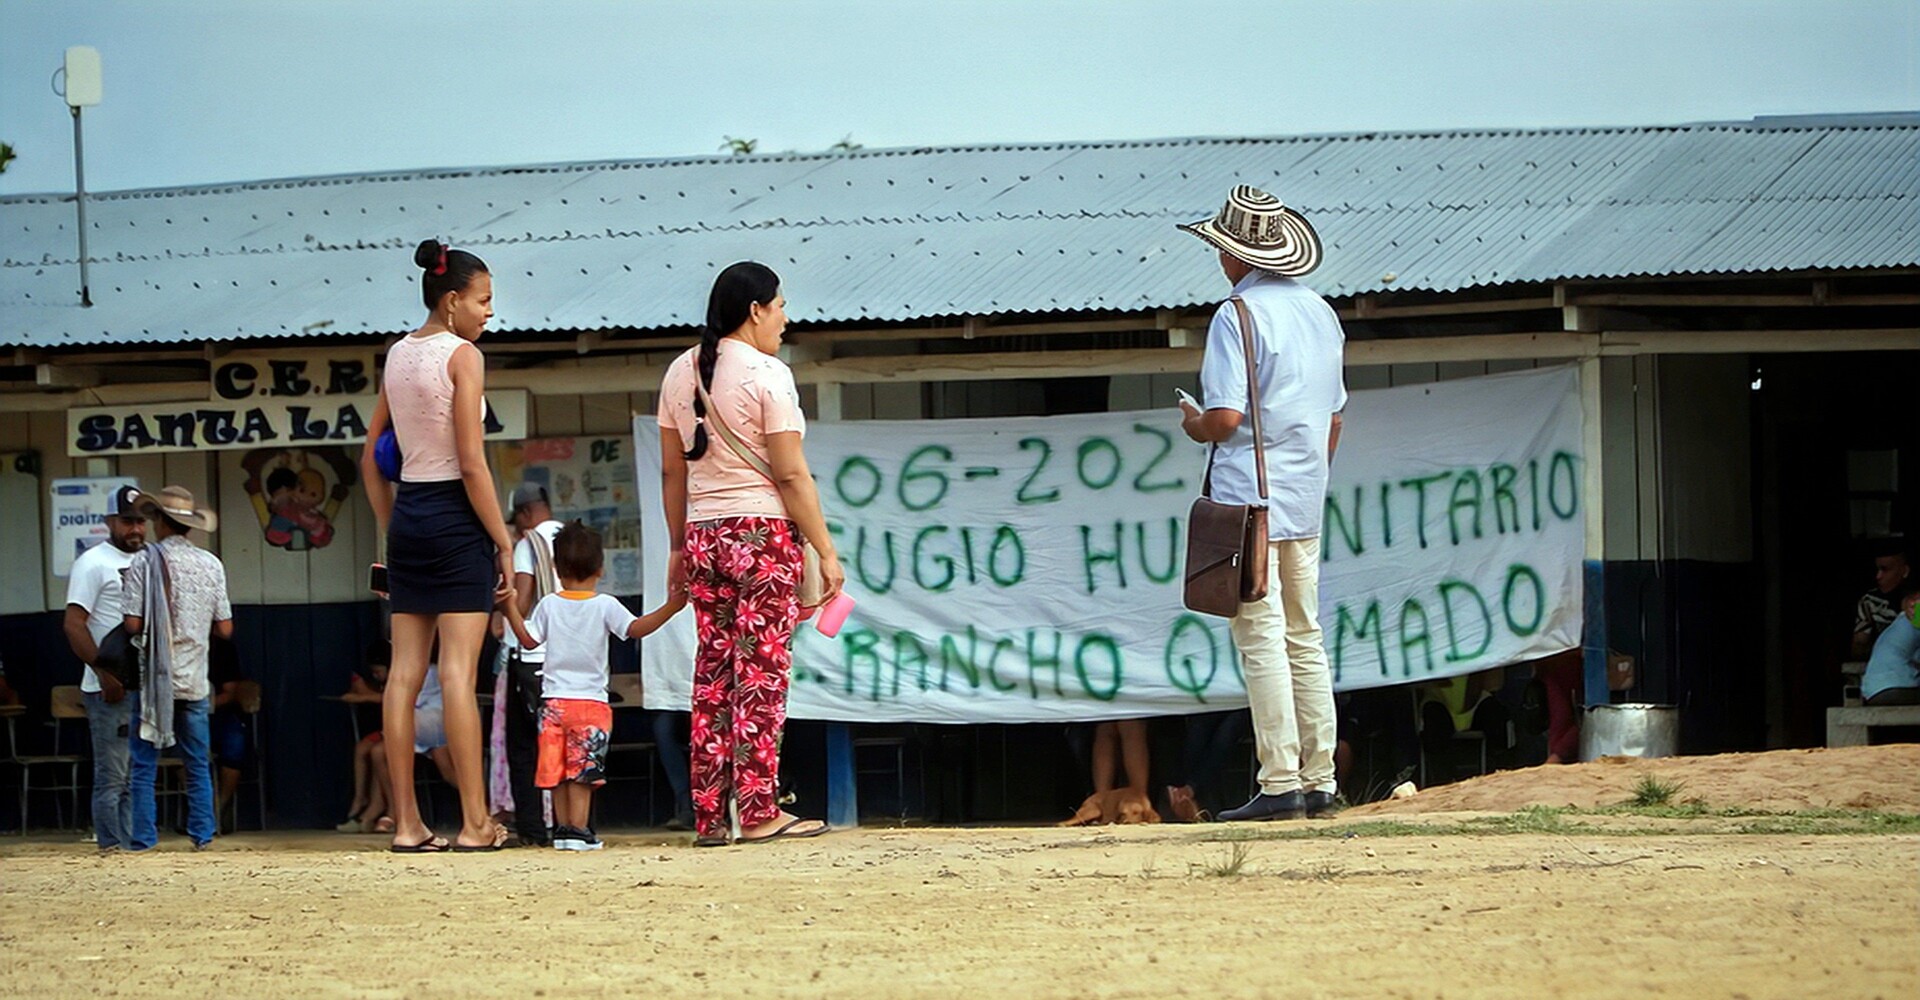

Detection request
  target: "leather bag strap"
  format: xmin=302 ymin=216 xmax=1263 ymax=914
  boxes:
xmin=694 ymin=377 xmax=779 ymax=486
xmin=1200 ymin=296 xmax=1269 ymax=502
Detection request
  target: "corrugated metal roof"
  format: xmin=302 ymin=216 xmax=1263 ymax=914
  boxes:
xmin=3 ymin=123 xmax=1915 ymax=347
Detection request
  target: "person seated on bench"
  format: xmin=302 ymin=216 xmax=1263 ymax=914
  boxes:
xmin=1862 ymin=592 xmax=1920 ymax=707
xmin=1851 ymin=543 xmax=1913 ymax=660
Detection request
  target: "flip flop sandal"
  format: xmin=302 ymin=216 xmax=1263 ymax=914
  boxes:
xmin=389 ymin=836 xmax=448 ymax=854
xmin=451 ymin=826 xmax=510 ymax=852
xmin=741 ymin=818 xmax=830 ymax=844
xmin=692 ymin=834 xmax=731 ymax=848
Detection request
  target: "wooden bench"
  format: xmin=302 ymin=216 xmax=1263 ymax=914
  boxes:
xmin=1825 ymin=705 xmax=1920 ymax=746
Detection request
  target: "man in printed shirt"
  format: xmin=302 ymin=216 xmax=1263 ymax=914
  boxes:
xmin=122 ymin=486 xmax=233 ymax=851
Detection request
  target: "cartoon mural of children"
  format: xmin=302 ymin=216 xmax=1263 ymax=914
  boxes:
xmin=244 ymin=447 xmax=357 ymax=551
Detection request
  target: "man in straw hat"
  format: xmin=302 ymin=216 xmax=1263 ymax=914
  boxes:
xmin=120 ymin=485 xmax=233 ymax=850
xmin=1178 ymin=186 xmax=1348 ymax=821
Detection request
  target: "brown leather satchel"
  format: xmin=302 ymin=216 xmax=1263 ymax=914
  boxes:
xmin=1183 ymin=297 xmax=1270 ymax=618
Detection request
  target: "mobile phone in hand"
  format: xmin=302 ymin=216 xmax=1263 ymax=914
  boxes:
xmin=1175 ymin=388 xmax=1200 ymax=410
xmin=368 ymin=563 xmax=389 ymax=596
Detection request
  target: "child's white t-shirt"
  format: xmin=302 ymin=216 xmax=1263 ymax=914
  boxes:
xmin=525 ymin=592 xmax=637 ymax=701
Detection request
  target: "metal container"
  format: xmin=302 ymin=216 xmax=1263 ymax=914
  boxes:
xmin=1580 ymin=703 xmax=1681 ymax=760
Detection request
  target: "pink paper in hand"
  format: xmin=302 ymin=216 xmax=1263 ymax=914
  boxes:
xmin=814 ymin=592 xmax=855 ymax=638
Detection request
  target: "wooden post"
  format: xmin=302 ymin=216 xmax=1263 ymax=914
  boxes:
xmin=1580 ymin=355 xmax=1610 ymax=709
xmin=785 ymin=336 xmax=857 ymax=827
xmin=826 ymin=723 xmax=858 ymax=829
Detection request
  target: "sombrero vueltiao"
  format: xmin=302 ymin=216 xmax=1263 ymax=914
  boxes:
xmin=1178 ymin=184 xmax=1323 ymax=277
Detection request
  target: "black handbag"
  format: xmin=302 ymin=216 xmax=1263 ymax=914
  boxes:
xmin=1183 ymin=297 xmax=1271 ymax=618
xmin=95 ymin=549 xmax=174 ymax=688
xmin=92 ymin=623 xmax=139 ymax=688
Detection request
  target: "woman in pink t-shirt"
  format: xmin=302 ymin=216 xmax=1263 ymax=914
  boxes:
xmin=657 ymin=261 xmax=845 ymax=845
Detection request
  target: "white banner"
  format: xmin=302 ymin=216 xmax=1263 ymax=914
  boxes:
xmin=637 ymin=366 xmax=1584 ymax=723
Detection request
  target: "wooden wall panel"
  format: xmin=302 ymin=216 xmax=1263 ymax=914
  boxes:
xmin=0 ymin=452 xmax=47 ymax=615
xmin=31 ymin=411 xmax=82 ymax=612
xmin=580 ymin=393 xmax=631 ymax=435
xmin=216 ymin=450 xmax=270 ymax=604
xmin=533 ymin=394 xmax=584 ymax=437
xmin=870 ymin=383 xmax=922 ymax=420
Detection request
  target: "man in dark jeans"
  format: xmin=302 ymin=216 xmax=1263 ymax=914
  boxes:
xmin=506 ymin=483 xmax=563 ymax=846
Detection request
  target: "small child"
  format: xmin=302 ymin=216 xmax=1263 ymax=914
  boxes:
xmin=500 ymin=521 xmax=686 ymax=851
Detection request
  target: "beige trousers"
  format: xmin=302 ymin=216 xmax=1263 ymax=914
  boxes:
xmin=1229 ymin=536 xmax=1336 ymax=796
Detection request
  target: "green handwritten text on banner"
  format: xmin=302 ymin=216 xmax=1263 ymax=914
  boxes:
xmin=637 ymin=366 xmax=1584 ymax=723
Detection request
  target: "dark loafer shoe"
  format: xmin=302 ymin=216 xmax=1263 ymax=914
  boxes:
xmin=1304 ymin=790 xmax=1341 ymax=818
xmin=1218 ymin=790 xmax=1306 ymax=822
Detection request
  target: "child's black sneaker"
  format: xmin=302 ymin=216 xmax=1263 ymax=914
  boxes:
xmin=551 ymin=825 xmax=587 ymax=851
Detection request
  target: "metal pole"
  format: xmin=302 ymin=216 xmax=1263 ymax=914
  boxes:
xmin=72 ymin=106 xmax=92 ymax=307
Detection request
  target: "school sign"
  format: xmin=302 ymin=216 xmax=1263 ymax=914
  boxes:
xmin=637 ymin=365 xmax=1584 ymax=723
xmin=65 ymin=350 xmax=530 ymax=455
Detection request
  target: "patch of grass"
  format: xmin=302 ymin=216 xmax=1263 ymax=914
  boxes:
xmin=1194 ymin=841 xmax=1253 ymax=877
xmin=1199 ymin=806 xmax=1920 ymax=840
xmin=1727 ymin=811 xmax=1920 ymax=836
xmin=1461 ymin=806 xmax=1581 ymax=835
xmin=1628 ymin=774 xmax=1686 ymax=808
xmin=1207 ymin=819 xmax=1439 ymax=842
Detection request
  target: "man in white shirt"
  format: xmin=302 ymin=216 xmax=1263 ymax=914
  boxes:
xmin=1179 ymin=186 xmax=1348 ymax=821
xmin=504 ymin=482 xmax=563 ymax=846
xmin=63 ymin=484 xmax=147 ymax=852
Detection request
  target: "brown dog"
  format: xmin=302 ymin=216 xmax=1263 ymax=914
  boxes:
xmin=1058 ymin=788 xmax=1162 ymax=826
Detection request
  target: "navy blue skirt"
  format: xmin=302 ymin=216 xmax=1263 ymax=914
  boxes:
xmin=387 ymin=480 xmax=496 ymax=614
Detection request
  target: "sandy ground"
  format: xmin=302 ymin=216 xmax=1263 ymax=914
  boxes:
xmin=5 ymin=750 xmax=1918 ymax=999
xmin=1354 ymin=745 xmax=1920 ymax=815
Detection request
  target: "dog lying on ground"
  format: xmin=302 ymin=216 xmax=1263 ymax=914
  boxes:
xmin=1058 ymin=787 xmax=1162 ymax=826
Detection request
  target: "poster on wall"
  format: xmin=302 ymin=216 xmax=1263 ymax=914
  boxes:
xmin=49 ymin=476 xmax=139 ymax=577
xmin=494 ymin=436 xmax=643 ymax=595
xmin=239 ymin=447 xmax=359 ymax=551
xmin=635 ymin=365 xmax=1587 ymax=724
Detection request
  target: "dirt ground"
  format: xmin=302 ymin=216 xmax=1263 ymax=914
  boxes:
xmin=1354 ymin=744 xmax=1920 ymax=815
xmin=4 ymin=749 xmax=1917 ymax=1000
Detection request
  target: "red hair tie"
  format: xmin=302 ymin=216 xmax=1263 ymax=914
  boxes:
xmin=432 ymin=245 xmax=448 ymax=276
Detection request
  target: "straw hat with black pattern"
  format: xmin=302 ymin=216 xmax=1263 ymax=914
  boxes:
xmin=1178 ymin=185 xmax=1323 ymax=277
xmin=131 ymin=484 xmax=219 ymax=533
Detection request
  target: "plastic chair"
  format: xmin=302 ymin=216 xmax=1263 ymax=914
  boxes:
xmin=6 ymin=694 xmax=87 ymax=831
xmin=602 ymin=673 xmax=657 ymax=826
xmin=853 ymin=726 xmax=923 ymax=821
xmin=49 ymin=685 xmax=89 ymax=756
xmin=219 ymin=681 xmax=268 ymax=832
xmin=1413 ymin=688 xmax=1489 ymax=787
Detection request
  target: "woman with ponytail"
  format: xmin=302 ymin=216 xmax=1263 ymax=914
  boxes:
xmin=657 ymin=261 xmax=845 ymax=845
xmin=357 ymin=239 xmax=515 ymax=852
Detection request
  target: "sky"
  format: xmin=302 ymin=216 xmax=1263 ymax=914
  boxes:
xmin=1 ymin=0 xmax=1915 ymax=195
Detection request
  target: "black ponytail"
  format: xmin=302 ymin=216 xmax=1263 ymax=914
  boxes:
xmin=414 ymin=239 xmax=489 ymax=309
xmin=684 ymin=261 xmax=781 ymax=462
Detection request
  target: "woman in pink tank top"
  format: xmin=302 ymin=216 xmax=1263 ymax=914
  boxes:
xmin=657 ymin=262 xmax=846 ymax=845
xmin=358 ymin=239 xmax=516 ymax=853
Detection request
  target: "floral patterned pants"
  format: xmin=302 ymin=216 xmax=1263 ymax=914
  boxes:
xmin=684 ymin=516 xmax=804 ymax=838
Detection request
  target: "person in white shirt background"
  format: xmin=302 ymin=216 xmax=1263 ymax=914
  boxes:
xmin=63 ymin=484 xmax=147 ymax=852
xmin=502 ymin=482 xmax=564 ymax=846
